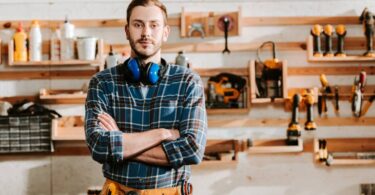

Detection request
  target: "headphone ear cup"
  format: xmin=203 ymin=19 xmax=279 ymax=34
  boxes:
xmin=127 ymin=58 xmax=141 ymax=82
xmin=146 ymin=63 xmax=161 ymax=85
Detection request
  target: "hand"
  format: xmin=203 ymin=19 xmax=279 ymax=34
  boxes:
xmin=163 ymin=129 xmax=180 ymax=141
xmin=98 ymin=112 xmax=120 ymax=131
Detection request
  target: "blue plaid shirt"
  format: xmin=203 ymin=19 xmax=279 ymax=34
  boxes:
xmin=85 ymin=62 xmax=207 ymax=189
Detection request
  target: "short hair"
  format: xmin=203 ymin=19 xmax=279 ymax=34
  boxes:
xmin=126 ymin=0 xmax=168 ymax=25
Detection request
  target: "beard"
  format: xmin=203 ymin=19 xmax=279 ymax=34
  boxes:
xmin=128 ymin=36 xmax=162 ymax=60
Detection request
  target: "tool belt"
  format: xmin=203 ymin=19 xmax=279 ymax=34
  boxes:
xmin=100 ymin=179 xmax=193 ymax=195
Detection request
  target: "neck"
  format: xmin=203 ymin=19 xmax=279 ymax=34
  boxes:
xmin=130 ymin=51 xmax=161 ymax=67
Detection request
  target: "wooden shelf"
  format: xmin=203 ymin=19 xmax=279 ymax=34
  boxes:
xmin=249 ymin=60 xmax=288 ymax=104
xmin=0 ymin=39 xmax=2 ymax=64
xmin=39 ymin=88 xmax=86 ymax=104
xmin=0 ymin=69 xmax=98 ymax=80
xmin=207 ymin=108 xmax=249 ymax=115
xmin=307 ymin=36 xmax=375 ymax=62
xmin=314 ymin=138 xmax=375 ymax=166
xmin=288 ymin=66 xmax=375 ymax=76
xmin=8 ymin=39 xmax=104 ymax=67
xmin=0 ymin=16 xmax=360 ymax=30
xmin=248 ymin=138 xmax=303 ymax=154
xmin=207 ymin=117 xmax=375 ymax=128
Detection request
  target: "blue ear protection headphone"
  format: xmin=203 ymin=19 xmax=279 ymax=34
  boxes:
xmin=126 ymin=58 xmax=162 ymax=85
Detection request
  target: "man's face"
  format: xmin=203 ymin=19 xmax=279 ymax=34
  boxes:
xmin=125 ymin=5 xmax=170 ymax=60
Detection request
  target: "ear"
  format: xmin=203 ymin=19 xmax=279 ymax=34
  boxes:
xmin=125 ymin=24 xmax=130 ymax=40
xmin=162 ymin=25 xmax=171 ymax=42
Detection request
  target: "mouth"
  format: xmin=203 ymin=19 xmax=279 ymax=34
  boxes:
xmin=138 ymin=39 xmax=153 ymax=47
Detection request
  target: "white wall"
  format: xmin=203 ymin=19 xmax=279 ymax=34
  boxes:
xmin=1 ymin=0 xmax=375 ymax=195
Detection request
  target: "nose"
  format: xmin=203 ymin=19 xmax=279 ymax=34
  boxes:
xmin=141 ymin=25 xmax=151 ymax=38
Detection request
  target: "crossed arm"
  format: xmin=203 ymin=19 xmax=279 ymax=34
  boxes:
xmin=97 ymin=112 xmax=180 ymax=166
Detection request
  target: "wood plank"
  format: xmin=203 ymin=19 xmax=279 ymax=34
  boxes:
xmin=288 ymin=66 xmax=375 ymax=76
xmin=248 ymin=138 xmax=303 ymax=154
xmin=243 ymin=16 xmax=359 ymax=26
xmin=0 ymin=95 xmax=38 ymax=104
xmin=207 ymin=108 xmax=249 ymax=115
xmin=0 ymin=70 xmax=97 ymax=80
xmin=207 ymin=117 xmax=375 ymax=128
xmin=0 ymin=16 xmax=359 ymax=30
xmin=194 ymin=67 xmax=249 ymax=77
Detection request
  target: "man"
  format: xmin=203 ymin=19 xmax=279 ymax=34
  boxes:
xmin=84 ymin=0 xmax=207 ymax=194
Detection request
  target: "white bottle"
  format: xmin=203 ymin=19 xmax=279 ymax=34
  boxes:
xmin=105 ymin=45 xmax=118 ymax=69
xmin=50 ymin=28 xmax=60 ymax=61
xmin=29 ymin=20 xmax=42 ymax=61
xmin=60 ymin=17 xmax=75 ymax=60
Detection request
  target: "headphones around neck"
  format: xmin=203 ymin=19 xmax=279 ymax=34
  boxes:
xmin=124 ymin=58 xmax=166 ymax=85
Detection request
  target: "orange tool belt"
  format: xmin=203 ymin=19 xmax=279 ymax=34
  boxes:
xmin=100 ymin=179 xmax=193 ymax=195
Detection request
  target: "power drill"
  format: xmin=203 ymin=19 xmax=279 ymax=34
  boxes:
xmin=286 ymin=93 xmax=301 ymax=145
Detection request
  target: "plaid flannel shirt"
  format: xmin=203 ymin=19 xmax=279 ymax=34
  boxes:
xmin=85 ymin=62 xmax=207 ymax=189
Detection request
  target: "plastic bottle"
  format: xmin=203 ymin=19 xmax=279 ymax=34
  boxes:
xmin=50 ymin=28 xmax=60 ymax=61
xmin=60 ymin=16 xmax=75 ymax=60
xmin=29 ymin=20 xmax=42 ymax=61
xmin=105 ymin=45 xmax=118 ymax=69
xmin=13 ymin=22 xmax=28 ymax=62
xmin=175 ymin=50 xmax=189 ymax=67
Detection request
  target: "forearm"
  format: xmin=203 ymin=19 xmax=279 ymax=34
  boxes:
xmin=132 ymin=145 xmax=170 ymax=166
xmin=123 ymin=129 xmax=167 ymax=159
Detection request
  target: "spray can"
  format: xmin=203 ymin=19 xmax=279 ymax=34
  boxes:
xmin=50 ymin=28 xmax=60 ymax=61
xmin=13 ymin=22 xmax=28 ymax=62
xmin=105 ymin=45 xmax=118 ymax=69
xmin=29 ymin=20 xmax=42 ymax=61
xmin=60 ymin=17 xmax=75 ymax=60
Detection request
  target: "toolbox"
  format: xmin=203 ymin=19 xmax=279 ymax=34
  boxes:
xmin=0 ymin=115 xmax=52 ymax=153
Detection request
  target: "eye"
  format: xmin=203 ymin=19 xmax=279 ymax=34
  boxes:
xmin=150 ymin=23 xmax=159 ymax=29
xmin=133 ymin=22 xmax=142 ymax=28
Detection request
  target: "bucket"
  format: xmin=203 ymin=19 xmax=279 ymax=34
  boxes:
xmin=77 ymin=37 xmax=97 ymax=60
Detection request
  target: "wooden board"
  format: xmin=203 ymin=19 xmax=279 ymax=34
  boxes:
xmin=39 ymin=88 xmax=86 ymax=104
xmin=180 ymin=8 xmax=241 ymax=38
xmin=0 ymin=69 xmax=98 ymax=80
xmin=0 ymin=16 xmax=360 ymax=30
xmin=288 ymin=66 xmax=375 ymax=76
xmin=248 ymin=138 xmax=303 ymax=154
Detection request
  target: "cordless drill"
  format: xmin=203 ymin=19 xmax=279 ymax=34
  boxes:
xmin=304 ymin=89 xmax=317 ymax=130
xmin=286 ymin=94 xmax=301 ymax=145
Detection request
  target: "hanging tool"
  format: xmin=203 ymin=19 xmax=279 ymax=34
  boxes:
xmin=323 ymin=24 xmax=334 ymax=57
xmin=256 ymin=41 xmax=282 ymax=99
xmin=360 ymin=7 xmax=375 ymax=57
xmin=207 ymin=73 xmax=246 ymax=108
xmin=335 ymin=25 xmax=347 ymax=57
xmin=318 ymin=74 xmax=332 ymax=116
xmin=351 ymin=71 xmax=366 ymax=117
xmin=318 ymin=139 xmax=328 ymax=162
xmin=303 ymin=89 xmax=316 ymax=131
xmin=188 ymin=23 xmax=205 ymax=38
xmin=218 ymin=15 xmax=233 ymax=54
xmin=286 ymin=94 xmax=301 ymax=146
xmin=334 ymin=86 xmax=340 ymax=113
xmin=310 ymin=24 xmax=323 ymax=57
xmin=362 ymin=90 xmax=375 ymax=116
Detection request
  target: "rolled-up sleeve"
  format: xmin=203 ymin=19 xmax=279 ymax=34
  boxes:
xmin=162 ymin=74 xmax=207 ymax=168
xmin=85 ymin=76 xmax=124 ymax=164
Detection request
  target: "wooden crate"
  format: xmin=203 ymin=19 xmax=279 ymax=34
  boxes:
xmin=313 ymin=138 xmax=375 ymax=166
xmin=249 ymin=60 xmax=288 ymax=104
